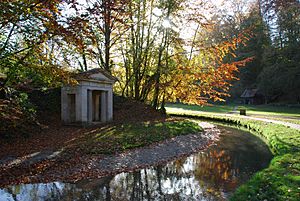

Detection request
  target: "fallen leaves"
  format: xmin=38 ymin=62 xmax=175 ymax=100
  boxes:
xmin=0 ymin=98 xmax=170 ymax=187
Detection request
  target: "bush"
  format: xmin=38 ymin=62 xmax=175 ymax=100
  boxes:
xmin=0 ymin=88 xmax=39 ymax=138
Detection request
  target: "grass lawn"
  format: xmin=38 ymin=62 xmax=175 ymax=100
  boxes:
xmin=166 ymin=103 xmax=300 ymax=124
xmin=166 ymin=106 xmax=300 ymax=201
xmin=76 ymin=120 xmax=203 ymax=155
xmin=247 ymin=115 xmax=300 ymax=125
xmin=239 ymin=104 xmax=300 ymax=118
xmin=166 ymin=103 xmax=234 ymax=114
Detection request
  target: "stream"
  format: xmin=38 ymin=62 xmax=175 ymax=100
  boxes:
xmin=0 ymin=124 xmax=273 ymax=201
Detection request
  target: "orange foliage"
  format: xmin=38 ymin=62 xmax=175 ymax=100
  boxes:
xmin=165 ymin=32 xmax=253 ymax=105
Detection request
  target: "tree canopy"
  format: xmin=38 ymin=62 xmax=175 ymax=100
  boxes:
xmin=1 ymin=0 xmax=299 ymax=109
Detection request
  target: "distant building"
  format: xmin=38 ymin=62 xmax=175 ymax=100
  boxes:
xmin=61 ymin=69 xmax=117 ymax=125
xmin=240 ymin=88 xmax=265 ymax=105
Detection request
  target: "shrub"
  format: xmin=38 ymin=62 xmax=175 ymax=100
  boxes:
xmin=0 ymin=88 xmax=39 ymax=138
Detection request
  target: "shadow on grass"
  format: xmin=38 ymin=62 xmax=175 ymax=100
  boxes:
xmin=77 ymin=120 xmax=203 ymax=155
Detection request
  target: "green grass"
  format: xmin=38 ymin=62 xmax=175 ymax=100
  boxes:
xmin=166 ymin=103 xmax=300 ymax=124
xmin=249 ymin=115 xmax=300 ymax=125
xmin=79 ymin=120 xmax=203 ymax=155
xmin=239 ymin=105 xmax=300 ymax=118
xmin=166 ymin=106 xmax=300 ymax=201
xmin=232 ymin=153 xmax=300 ymax=201
xmin=166 ymin=103 xmax=234 ymax=114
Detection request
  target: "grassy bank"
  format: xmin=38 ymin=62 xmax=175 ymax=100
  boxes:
xmin=77 ymin=120 xmax=203 ymax=155
xmin=166 ymin=106 xmax=300 ymax=201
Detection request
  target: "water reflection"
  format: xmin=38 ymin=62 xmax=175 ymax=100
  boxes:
xmin=0 ymin=125 xmax=272 ymax=201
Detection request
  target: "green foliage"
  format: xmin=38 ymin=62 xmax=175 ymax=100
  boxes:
xmin=80 ymin=120 xmax=203 ymax=155
xmin=258 ymin=44 xmax=300 ymax=102
xmin=4 ymin=57 xmax=66 ymax=89
xmin=15 ymin=92 xmax=36 ymax=116
xmin=0 ymin=90 xmax=38 ymax=138
xmin=235 ymin=6 xmax=270 ymax=89
xmin=0 ymin=0 xmax=76 ymax=92
xmin=228 ymin=3 xmax=271 ymax=99
xmin=227 ymin=1 xmax=300 ymax=103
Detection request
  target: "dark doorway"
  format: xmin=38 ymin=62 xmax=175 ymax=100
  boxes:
xmin=92 ymin=91 xmax=102 ymax=122
xmin=68 ymin=94 xmax=76 ymax=122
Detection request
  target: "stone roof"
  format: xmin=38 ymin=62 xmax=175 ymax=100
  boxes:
xmin=74 ymin=68 xmax=117 ymax=83
xmin=240 ymin=89 xmax=259 ymax=98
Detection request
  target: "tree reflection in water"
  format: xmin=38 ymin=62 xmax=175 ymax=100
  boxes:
xmin=0 ymin=125 xmax=272 ymax=201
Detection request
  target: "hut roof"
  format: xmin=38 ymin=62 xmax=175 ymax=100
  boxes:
xmin=240 ymin=89 xmax=259 ymax=98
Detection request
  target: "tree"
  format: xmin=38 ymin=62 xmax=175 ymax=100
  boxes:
xmin=0 ymin=0 xmax=255 ymax=112
xmin=111 ymin=0 xmax=253 ymax=108
xmin=72 ymin=0 xmax=130 ymax=72
xmin=226 ymin=2 xmax=271 ymax=99
xmin=257 ymin=0 xmax=300 ymax=103
xmin=0 ymin=0 xmax=79 ymax=88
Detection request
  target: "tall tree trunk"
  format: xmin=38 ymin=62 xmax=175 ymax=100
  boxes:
xmin=104 ymin=0 xmax=112 ymax=72
xmin=153 ymin=28 xmax=168 ymax=109
xmin=152 ymin=48 xmax=163 ymax=109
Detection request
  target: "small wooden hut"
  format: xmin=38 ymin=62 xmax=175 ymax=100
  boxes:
xmin=240 ymin=88 xmax=264 ymax=105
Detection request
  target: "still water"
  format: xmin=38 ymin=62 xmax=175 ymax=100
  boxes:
xmin=0 ymin=125 xmax=272 ymax=201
